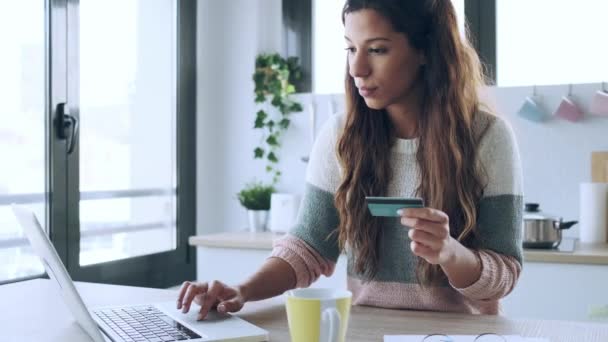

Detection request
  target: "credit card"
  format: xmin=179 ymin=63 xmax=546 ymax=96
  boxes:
xmin=365 ymin=197 xmax=424 ymax=217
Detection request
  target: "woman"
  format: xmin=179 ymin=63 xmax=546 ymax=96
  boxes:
xmin=178 ymin=0 xmax=523 ymax=320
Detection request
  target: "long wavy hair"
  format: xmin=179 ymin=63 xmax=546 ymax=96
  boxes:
xmin=335 ymin=0 xmax=489 ymax=285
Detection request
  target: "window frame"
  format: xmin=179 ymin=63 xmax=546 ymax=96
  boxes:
xmin=65 ymin=0 xmax=197 ymax=288
xmin=283 ymin=0 xmax=498 ymax=91
xmin=2 ymin=0 xmax=197 ymax=288
xmin=282 ymin=0 xmax=312 ymax=93
xmin=464 ymin=0 xmax=497 ymax=85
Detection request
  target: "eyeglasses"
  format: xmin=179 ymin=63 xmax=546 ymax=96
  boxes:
xmin=422 ymin=333 xmax=507 ymax=342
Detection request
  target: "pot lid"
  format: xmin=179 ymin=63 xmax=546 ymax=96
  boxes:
xmin=524 ymin=203 xmax=561 ymax=221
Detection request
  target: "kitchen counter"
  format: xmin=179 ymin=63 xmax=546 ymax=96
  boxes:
xmin=190 ymin=232 xmax=608 ymax=322
xmin=189 ymin=231 xmax=608 ymax=265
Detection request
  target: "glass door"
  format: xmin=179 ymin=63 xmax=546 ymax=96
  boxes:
xmin=0 ymin=0 xmax=48 ymax=284
xmin=66 ymin=0 xmax=196 ymax=287
xmin=0 ymin=0 xmax=195 ymax=288
xmin=77 ymin=0 xmax=178 ymax=266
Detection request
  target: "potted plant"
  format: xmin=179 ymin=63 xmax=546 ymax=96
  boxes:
xmin=237 ymin=181 xmax=276 ymax=232
xmin=252 ymin=53 xmax=304 ymax=185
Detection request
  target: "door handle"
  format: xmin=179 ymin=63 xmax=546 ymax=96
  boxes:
xmin=55 ymin=102 xmax=79 ymax=154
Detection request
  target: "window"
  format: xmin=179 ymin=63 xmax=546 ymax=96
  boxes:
xmin=0 ymin=0 xmax=196 ymax=287
xmin=0 ymin=0 xmax=46 ymax=283
xmin=78 ymin=0 xmax=178 ymax=266
xmin=496 ymin=0 xmax=608 ymax=86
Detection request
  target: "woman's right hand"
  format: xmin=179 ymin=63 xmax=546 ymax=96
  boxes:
xmin=176 ymin=280 xmax=247 ymax=320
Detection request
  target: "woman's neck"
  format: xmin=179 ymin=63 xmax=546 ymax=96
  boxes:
xmin=385 ymin=82 xmax=424 ymax=139
xmin=386 ymin=102 xmax=421 ymax=139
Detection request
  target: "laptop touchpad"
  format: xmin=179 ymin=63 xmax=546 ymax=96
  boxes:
xmin=154 ymin=301 xmax=268 ymax=341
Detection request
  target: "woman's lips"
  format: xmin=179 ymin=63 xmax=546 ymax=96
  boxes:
xmin=358 ymin=87 xmax=377 ymax=97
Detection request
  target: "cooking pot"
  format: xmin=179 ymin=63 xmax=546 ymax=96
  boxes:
xmin=523 ymin=203 xmax=578 ymax=249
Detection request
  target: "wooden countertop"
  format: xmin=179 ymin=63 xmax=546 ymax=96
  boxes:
xmin=240 ymin=295 xmax=608 ymax=342
xmin=189 ymin=231 xmax=281 ymax=250
xmin=4 ymin=279 xmax=607 ymax=342
xmin=189 ymin=231 xmax=608 ymax=265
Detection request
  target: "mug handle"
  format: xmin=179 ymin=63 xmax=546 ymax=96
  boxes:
xmin=321 ymin=308 xmax=340 ymax=342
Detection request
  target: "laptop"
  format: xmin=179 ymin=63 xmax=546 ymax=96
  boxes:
xmin=12 ymin=205 xmax=269 ymax=342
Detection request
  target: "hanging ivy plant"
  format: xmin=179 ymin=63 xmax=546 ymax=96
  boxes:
xmin=252 ymin=53 xmax=303 ymax=184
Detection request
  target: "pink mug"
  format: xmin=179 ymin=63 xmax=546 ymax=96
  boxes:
xmin=554 ymin=96 xmax=583 ymax=122
xmin=590 ymin=90 xmax=608 ymax=116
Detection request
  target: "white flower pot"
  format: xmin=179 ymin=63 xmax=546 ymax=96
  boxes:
xmin=247 ymin=210 xmax=268 ymax=232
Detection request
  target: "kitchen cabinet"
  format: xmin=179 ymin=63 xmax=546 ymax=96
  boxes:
xmin=501 ymin=262 xmax=608 ymax=322
xmin=191 ymin=232 xmax=608 ymax=322
xmin=195 ymin=244 xmax=347 ymax=290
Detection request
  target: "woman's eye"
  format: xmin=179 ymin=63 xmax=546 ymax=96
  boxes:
xmin=345 ymin=47 xmax=356 ymax=53
xmin=368 ymin=47 xmax=387 ymax=54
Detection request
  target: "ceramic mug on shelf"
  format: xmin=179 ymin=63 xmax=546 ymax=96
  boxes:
xmin=590 ymin=88 xmax=608 ymax=115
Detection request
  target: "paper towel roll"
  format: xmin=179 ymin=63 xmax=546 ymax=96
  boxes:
xmin=579 ymin=183 xmax=608 ymax=243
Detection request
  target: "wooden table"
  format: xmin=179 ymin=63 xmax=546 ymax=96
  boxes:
xmin=1 ymin=279 xmax=607 ymax=341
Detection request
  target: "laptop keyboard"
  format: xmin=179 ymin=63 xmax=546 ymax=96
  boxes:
xmin=94 ymin=306 xmax=201 ymax=341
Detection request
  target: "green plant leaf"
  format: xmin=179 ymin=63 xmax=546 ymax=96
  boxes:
xmin=266 ymin=135 xmax=278 ymax=146
xmin=255 ymin=55 xmax=266 ymax=68
xmin=253 ymin=72 xmax=265 ymax=87
xmin=278 ymin=103 xmax=289 ymax=115
xmin=271 ymin=96 xmax=282 ymax=107
xmin=266 ymin=120 xmax=275 ymax=132
xmin=267 ymin=152 xmax=278 ymax=163
xmin=236 ymin=181 xmax=276 ymax=210
xmin=255 ymin=93 xmax=266 ymax=103
xmin=252 ymin=53 xmax=304 ymax=185
xmin=254 ymin=147 xmax=264 ymax=158
xmin=254 ymin=110 xmax=267 ymax=128
xmin=270 ymin=80 xmax=281 ymax=93
xmin=279 ymin=118 xmax=290 ymax=129
xmin=289 ymin=102 xmax=303 ymax=112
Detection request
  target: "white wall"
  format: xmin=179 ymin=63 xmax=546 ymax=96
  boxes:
xmin=196 ymin=4 xmax=608 ymax=238
xmin=487 ymin=84 xmax=608 ymax=239
xmin=196 ymin=0 xmax=283 ymax=233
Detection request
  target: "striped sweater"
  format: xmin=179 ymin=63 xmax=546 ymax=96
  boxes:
xmin=270 ymin=111 xmax=523 ymax=315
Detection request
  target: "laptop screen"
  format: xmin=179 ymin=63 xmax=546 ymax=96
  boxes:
xmin=12 ymin=205 xmax=107 ymax=342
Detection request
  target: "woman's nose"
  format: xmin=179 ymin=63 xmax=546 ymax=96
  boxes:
xmin=349 ymin=52 xmax=371 ymax=78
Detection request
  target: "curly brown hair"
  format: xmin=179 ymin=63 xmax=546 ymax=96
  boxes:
xmin=335 ymin=0 xmax=489 ymax=285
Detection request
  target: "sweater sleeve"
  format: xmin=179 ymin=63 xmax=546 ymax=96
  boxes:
xmin=452 ymin=115 xmax=524 ymax=301
xmin=270 ymin=235 xmax=336 ymax=288
xmin=269 ymin=114 xmax=344 ymax=288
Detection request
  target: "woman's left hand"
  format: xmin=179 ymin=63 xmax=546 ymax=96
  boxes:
xmin=399 ymin=207 xmax=456 ymax=265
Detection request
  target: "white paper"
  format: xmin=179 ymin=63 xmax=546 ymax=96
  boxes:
xmin=384 ymin=335 xmax=549 ymax=342
xmin=579 ymin=182 xmax=608 ymax=243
